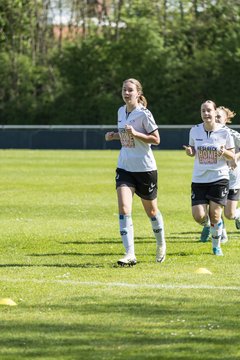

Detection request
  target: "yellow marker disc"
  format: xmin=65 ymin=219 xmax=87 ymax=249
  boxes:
xmin=195 ymin=268 xmax=212 ymax=274
xmin=0 ymin=298 xmax=17 ymax=306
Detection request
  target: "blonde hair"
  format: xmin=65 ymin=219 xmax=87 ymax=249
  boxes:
xmin=202 ymin=100 xmax=217 ymax=110
xmin=123 ymin=78 xmax=147 ymax=107
xmin=217 ymin=106 xmax=236 ymax=124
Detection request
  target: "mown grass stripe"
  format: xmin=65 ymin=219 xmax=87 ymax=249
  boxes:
xmin=1 ymin=278 xmax=240 ymax=291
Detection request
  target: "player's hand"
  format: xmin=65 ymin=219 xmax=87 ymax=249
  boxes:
xmin=217 ymin=145 xmax=225 ymax=157
xmin=105 ymin=132 xmax=115 ymax=141
xmin=125 ymin=125 xmax=136 ymax=137
xmin=228 ymin=157 xmax=237 ymax=170
xmin=183 ymin=145 xmax=195 ymax=157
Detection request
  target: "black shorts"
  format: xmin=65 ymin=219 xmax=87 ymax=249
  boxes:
xmin=228 ymin=189 xmax=240 ymax=201
xmin=116 ymin=168 xmax=158 ymax=200
xmin=191 ymin=179 xmax=229 ymax=206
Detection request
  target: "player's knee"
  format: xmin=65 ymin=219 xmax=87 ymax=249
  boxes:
xmin=224 ymin=209 xmax=235 ymax=220
xmin=193 ymin=213 xmax=206 ymax=225
xmin=147 ymin=209 xmax=158 ymax=218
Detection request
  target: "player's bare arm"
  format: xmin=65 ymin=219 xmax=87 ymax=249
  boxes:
xmin=229 ymin=151 xmax=240 ymax=169
xmin=218 ymin=146 xmax=235 ymax=161
xmin=233 ymin=151 xmax=240 ymax=162
xmin=125 ymin=125 xmax=160 ymax=145
xmin=105 ymin=132 xmax=120 ymax=141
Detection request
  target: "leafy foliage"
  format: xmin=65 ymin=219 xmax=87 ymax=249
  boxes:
xmin=1 ymin=0 xmax=240 ymax=124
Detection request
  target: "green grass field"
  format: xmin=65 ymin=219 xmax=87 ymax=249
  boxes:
xmin=0 ymin=149 xmax=239 ymax=360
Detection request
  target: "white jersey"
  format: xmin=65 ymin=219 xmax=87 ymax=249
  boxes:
xmin=226 ymin=127 xmax=240 ymax=189
xmin=189 ymin=123 xmax=234 ymax=183
xmin=117 ymin=105 xmax=158 ymax=172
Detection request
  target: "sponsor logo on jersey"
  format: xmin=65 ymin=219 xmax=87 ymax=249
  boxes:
xmin=197 ymin=145 xmax=218 ymax=164
xmin=118 ymin=128 xmax=135 ymax=148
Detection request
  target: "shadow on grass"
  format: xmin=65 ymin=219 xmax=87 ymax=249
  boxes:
xmin=60 ymin=240 xmax=122 ymax=245
xmin=167 ymin=238 xmax=198 ymax=243
xmin=28 ymin=252 xmax=120 ymax=257
xmin=225 ymin=231 xmax=240 ymax=236
xmin=59 ymin=233 xmax=209 ymax=246
xmin=0 ymin=263 xmax=105 ymax=268
xmin=171 ymin=232 xmax=201 ymax=235
xmin=60 ymin=237 xmax=155 ymax=245
xmin=0 ymin=294 xmax=239 ymax=359
xmin=169 ymin=230 xmax=240 ymax=243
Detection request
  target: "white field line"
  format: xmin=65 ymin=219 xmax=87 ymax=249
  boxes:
xmin=0 ymin=277 xmax=240 ymax=291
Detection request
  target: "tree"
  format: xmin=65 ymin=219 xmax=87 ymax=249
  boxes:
xmin=1 ymin=0 xmax=240 ymax=124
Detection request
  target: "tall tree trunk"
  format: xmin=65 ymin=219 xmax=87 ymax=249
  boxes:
xmin=114 ymin=0 xmax=124 ymax=41
xmin=179 ymin=0 xmax=184 ymax=22
xmin=58 ymin=0 xmax=63 ymax=51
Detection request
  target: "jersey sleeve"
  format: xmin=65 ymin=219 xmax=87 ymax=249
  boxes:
xmin=230 ymin=129 xmax=240 ymax=149
xmin=117 ymin=106 xmax=124 ymax=127
xmin=226 ymin=130 xmax=235 ymax=149
xmin=189 ymin=127 xmax=194 ymax=147
xmin=142 ymin=109 xmax=158 ymax=134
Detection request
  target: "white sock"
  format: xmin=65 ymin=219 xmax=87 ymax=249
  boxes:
xmin=150 ymin=211 xmax=166 ymax=251
xmin=234 ymin=208 xmax=240 ymax=220
xmin=210 ymin=221 xmax=223 ymax=248
xmin=119 ymin=214 xmax=134 ymax=256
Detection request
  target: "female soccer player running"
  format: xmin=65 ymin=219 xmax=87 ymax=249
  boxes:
xmin=184 ymin=100 xmax=235 ymax=256
xmin=216 ymin=107 xmax=240 ymax=229
xmin=105 ymin=78 xmax=166 ymax=266
xmin=200 ymin=106 xmax=240 ymax=242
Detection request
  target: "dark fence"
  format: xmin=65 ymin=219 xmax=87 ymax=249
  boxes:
xmin=0 ymin=125 xmax=239 ymax=150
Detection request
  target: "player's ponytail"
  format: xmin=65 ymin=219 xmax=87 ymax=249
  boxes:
xmin=217 ymin=106 xmax=236 ymax=123
xmin=138 ymin=94 xmax=147 ymax=107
